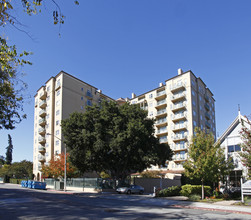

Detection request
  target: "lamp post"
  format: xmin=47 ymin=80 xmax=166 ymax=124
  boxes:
xmin=47 ymin=133 xmax=67 ymax=192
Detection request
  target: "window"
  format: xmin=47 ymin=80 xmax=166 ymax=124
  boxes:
xmin=199 ymin=95 xmax=202 ymax=101
xmin=46 ymin=114 xmax=50 ymax=119
xmin=149 ymin=102 xmax=153 ymax=107
xmin=57 ymin=90 xmax=60 ymax=96
xmin=56 ymin=100 xmax=60 ymax=106
xmin=81 ymin=105 xmax=84 ymax=110
xmin=192 ymin=90 xmax=195 ymax=96
xmin=47 ymin=86 xmax=50 ymax=92
xmin=228 ymin=145 xmax=241 ymax=152
xmin=149 ymin=111 xmax=153 ymax=116
xmin=81 ymin=88 xmax=84 ymax=91
xmin=87 ymin=99 xmax=92 ymax=106
xmin=56 ymin=110 xmax=60 ymax=115
xmin=192 ymin=100 xmax=196 ymax=106
xmin=56 ymin=120 xmax=59 ymax=126
xmin=86 ymin=90 xmax=92 ymax=97
xmin=56 ymin=130 xmax=59 ymax=135
xmin=56 ymin=140 xmax=59 ymax=145
xmin=47 ymin=96 xmax=50 ymax=101
xmin=149 ymin=94 xmax=153 ymax=98
xmin=191 ymin=80 xmax=195 ymax=87
xmin=193 ymin=120 xmax=197 ymax=127
xmin=55 ymin=150 xmax=59 ymax=155
xmin=193 ymin=110 xmax=196 ymax=116
xmin=81 ymin=96 xmax=83 ymax=100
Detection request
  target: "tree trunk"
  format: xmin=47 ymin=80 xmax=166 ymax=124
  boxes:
xmin=201 ymin=180 xmax=204 ymax=200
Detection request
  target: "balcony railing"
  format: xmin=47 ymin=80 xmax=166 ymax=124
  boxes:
xmin=38 ymin=145 xmax=46 ymax=152
xmin=38 ymin=127 xmax=46 ymax=135
xmin=39 ymin=90 xmax=47 ymax=100
xmin=157 ymin=128 xmax=168 ymax=135
xmin=39 ymin=100 xmax=47 ymax=109
xmin=172 ymin=134 xmax=187 ymax=141
xmin=205 ymin=103 xmax=210 ymax=111
xmin=205 ymin=112 xmax=210 ymax=120
xmin=205 ymin=121 xmax=211 ymax=128
xmin=156 ymin=118 xmax=167 ymax=125
xmin=155 ymin=90 xmax=166 ymax=100
xmin=170 ymin=82 xmax=185 ymax=92
xmin=156 ymin=99 xmax=167 ymax=106
xmin=171 ymin=103 xmax=186 ymax=111
xmin=172 ymin=124 xmax=187 ymax=131
xmin=86 ymin=91 xmax=93 ymax=98
xmin=39 ymin=118 xmax=46 ymax=126
xmin=157 ymin=109 xmax=167 ymax=116
xmin=171 ymin=93 xmax=186 ymax=102
xmin=159 ymin=137 xmax=168 ymax=143
xmin=38 ymin=155 xmax=46 ymax=161
xmin=39 ymin=109 xmax=46 ymax=117
xmin=172 ymin=113 xmax=187 ymax=121
xmin=173 ymin=155 xmax=187 ymax=161
xmin=38 ymin=136 xmax=46 ymax=144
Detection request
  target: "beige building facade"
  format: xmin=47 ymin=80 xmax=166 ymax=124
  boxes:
xmin=33 ymin=71 xmax=113 ymax=180
xmin=129 ymin=69 xmax=216 ymax=174
xmin=33 ymin=69 xmax=216 ymax=179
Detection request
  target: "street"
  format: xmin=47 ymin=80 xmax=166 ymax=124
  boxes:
xmin=0 ymin=184 xmax=250 ymax=219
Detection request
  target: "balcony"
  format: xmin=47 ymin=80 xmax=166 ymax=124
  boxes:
xmin=171 ymin=103 xmax=186 ymax=112
xmin=156 ymin=128 xmax=168 ymax=136
xmin=172 ymin=135 xmax=187 ymax=142
xmin=205 ymin=103 xmax=210 ymax=111
xmin=171 ymin=93 xmax=186 ymax=102
xmin=38 ymin=127 xmax=46 ymax=135
xmin=155 ymin=90 xmax=166 ymax=100
xmin=55 ymin=82 xmax=61 ymax=91
xmin=172 ymin=113 xmax=187 ymax=122
xmin=156 ymin=118 xmax=167 ymax=127
xmin=39 ymin=118 xmax=46 ymax=126
xmin=156 ymin=109 xmax=167 ymax=118
xmin=39 ymin=109 xmax=46 ymax=117
xmin=205 ymin=121 xmax=211 ymax=128
xmin=173 ymin=146 xmax=187 ymax=152
xmin=86 ymin=91 xmax=93 ymax=99
xmin=170 ymin=82 xmax=185 ymax=93
xmin=38 ymin=145 xmax=46 ymax=153
xmin=38 ymin=154 xmax=46 ymax=162
xmin=205 ymin=112 xmax=210 ymax=120
xmin=159 ymin=137 xmax=168 ymax=144
xmin=39 ymin=100 xmax=47 ymax=109
xmin=172 ymin=124 xmax=187 ymax=132
xmin=38 ymin=165 xmax=42 ymax=170
xmin=204 ymin=94 xmax=209 ymax=102
xmin=35 ymin=100 xmax=38 ymax=107
xmin=39 ymin=90 xmax=47 ymax=100
xmin=38 ymin=136 xmax=46 ymax=144
xmin=173 ymin=156 xmax=187 ymax=162
xmin=155 ymin=99 xmax=167 ymax=109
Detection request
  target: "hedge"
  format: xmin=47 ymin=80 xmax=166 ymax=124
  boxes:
xmin=180 ymin=184 xmax=211 ymax=197
xmin=9 ymin=178 xmax=27 ymax=184
xmin=157 ymin=186 xmax=181 ymax=197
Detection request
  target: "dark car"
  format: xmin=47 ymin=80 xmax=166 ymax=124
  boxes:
xmin=116 ymin=185 xmax=144 ymax=194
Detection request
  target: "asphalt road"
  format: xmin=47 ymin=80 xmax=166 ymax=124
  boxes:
xmin=0 ymin=184 xmax=250 ymax=220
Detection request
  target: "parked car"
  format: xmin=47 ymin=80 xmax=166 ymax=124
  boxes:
xmin=116 ymin=185 xmax=144 ymax=194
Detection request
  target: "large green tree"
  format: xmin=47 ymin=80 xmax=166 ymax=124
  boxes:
xmin=61 ymin=101 xmax=173 ymax=181
xmin=0 ymin=1 xmax=78 ymax=129
xmin=0 ymin=160 xmax=33 ymax=179
xmin=183 ymin=127 xmax=233 ymax=199
xmin=239 ymin=116 xmax=251 ymax=179
xmin=5 ymin=134 xmax=13 ymax=165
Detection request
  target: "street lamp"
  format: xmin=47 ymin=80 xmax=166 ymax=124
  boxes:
xmin=47 ymin=133 xmax=67 ymax=192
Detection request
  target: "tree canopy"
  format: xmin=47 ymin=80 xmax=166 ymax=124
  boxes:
xmin=5 ymin=134 xmax=13 ymax=164
xmin=239 ymin=116 xmax=251 ymax=179
xmin=0 ymin=1 xmax=78 ymax=129
xmin=61 ymin=101 xmax=173 ymax=180
xmin=183 ymin=127 xmax=233 ymax=199
xmin=41 ymin=153 xmax=78 ymax=179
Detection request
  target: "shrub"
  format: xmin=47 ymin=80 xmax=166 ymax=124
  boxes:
xmin=189 ymin=194 xmax=201 ymax=201
xmin=157 ymin=186 xmax=181 ymax=197
xmin=180 ymin=184 xmax=211 ymax=197
xmin=9 ymin=178 xmax=26 ymax=184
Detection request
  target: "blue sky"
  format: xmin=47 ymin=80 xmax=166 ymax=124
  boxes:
xmin=1 ymin=0 xmax=251 ymax=162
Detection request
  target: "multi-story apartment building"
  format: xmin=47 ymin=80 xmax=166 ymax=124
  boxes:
xmin=129 ymin=69 xmax=216 ymax=174
xmin=33 ymin=71 xmax=113 ymax=180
